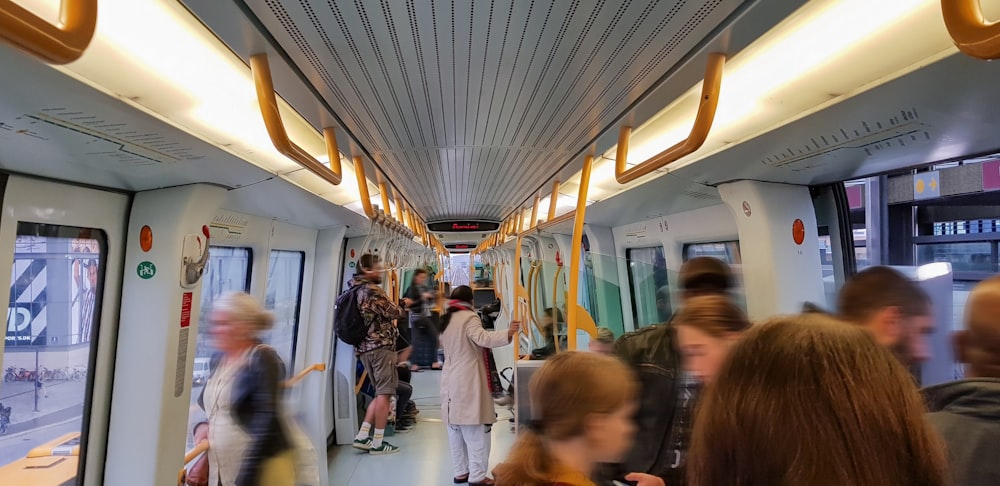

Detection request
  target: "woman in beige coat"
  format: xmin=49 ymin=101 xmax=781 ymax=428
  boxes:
xmin=440 ymin=286 xmax=520 ymax=486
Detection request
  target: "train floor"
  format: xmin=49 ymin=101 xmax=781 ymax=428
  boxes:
xmin=329 ymin=370 xmax=516 ymax=485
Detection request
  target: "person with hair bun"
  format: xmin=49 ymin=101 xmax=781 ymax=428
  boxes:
xmin=188 ymin=292 xmax=294 ymax=486
xmin=493 ymin=352 xmax=663 ymax=486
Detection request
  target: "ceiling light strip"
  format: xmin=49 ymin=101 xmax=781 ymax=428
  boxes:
xmin=0 ymin=0 xmax=97 ymax=64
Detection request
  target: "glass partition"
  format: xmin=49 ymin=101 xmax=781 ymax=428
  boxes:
xmin=263 ymin=250 xmax=304 ymax=373
xmin=626 ymin=246 xmax=670 ymax=329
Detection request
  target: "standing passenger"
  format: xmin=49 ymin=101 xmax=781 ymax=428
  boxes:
xmin=352 ymin=254 xmax=406 ymax=455
xmin=190 ymin=292 xmax=294 ymax=486
xmin=598 ymin=257 xmax=735 ymax=486
xmin=924 ymin=276 xmax=1000 ymax=486
xmin=838 ymin=266 xmax=935 ymax=366
xmin=404 ymin=269 xmax=441 ymax=370
xmin=674 ymin=295 xmax=750 ymax=386
xmin=439 ymin=286 xmax=520 ymax=485
xmin=493 ymin=352 xmax=663 ymax=486
xmin=688 ymin=315 xmax=948 ymax=486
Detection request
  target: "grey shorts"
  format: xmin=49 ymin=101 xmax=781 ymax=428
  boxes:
xmin=360 ymin=346 xmax=398 ymax=396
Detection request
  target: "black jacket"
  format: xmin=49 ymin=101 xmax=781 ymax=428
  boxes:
xmin=594 ymin=321 xmax=692 ymax=486
xmin=924 ymin=378 xmax=1000 ymax=486
xmin=197 ymin=345 xmax=291 ymax=486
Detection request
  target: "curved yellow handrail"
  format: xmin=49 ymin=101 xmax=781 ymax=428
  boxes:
xmin=616 ymin=53 xmax=725 ymax=184
xmin=250 ymin=53 xmax=344 ymax=186
xmin=376 ymin=172 xmax=393 ymax=220
xmin=566 ymin=155 xmax=598 ymax=350
xmin=179 ymin=363 xmax=326 ymax=484
xmin=942 ymin=0 xmax=1000 ymax=60
xmin=354 ymin=156 xmax=376 ymax=218
xmin=284 ymin=363 xmax=327 ymax=388
xmin=0 ymin=0 xmax=97 ymax=64
xmin=547 ymin=181 xmax=560 ymax=221
xmin=530 ymin=195 xmax=540 ymax=229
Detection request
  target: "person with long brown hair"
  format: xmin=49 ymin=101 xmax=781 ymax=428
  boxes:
xmin=494 ymin=352 xmax=662 ymax=486
xmin=674 ymin=295 xmax=750 ymax=385
xmin=687 ymin=314 xmax=948 ymax=486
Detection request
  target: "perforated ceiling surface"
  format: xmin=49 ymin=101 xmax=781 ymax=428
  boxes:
xmin=243 ymin=0 xmax=745 ymax=221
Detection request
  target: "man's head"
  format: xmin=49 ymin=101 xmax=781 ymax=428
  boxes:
xmin=358 ymin=254 xmax=384 ymax=285
xmin=412 ymin=268 xmax=428 ymax=286
xmin=679 ymin=257 xmax=734 ymax=302
xmin=956 ymin=277 xmax=1000 ymax=378
xmin=837 ymin=266 xmax=933 ymax=365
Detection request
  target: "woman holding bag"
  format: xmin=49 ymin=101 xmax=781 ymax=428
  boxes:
xmin=440 ymin=286 xmax=520 ymax=485
xmin=188 ymin=292 xmax=296 ymax=486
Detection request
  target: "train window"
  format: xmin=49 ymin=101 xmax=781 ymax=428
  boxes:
xmin=263 ymin=250 xmax=305 ymax=372
xmin=1 ymin=223 xmax=107 ymax=474
xmin=626 ymin=246 xmax=670 ymax=329
xmin=683 ymin=241 xmax=742 ymax=263
xmin=186 ymin=246 xmax=251 ymax=448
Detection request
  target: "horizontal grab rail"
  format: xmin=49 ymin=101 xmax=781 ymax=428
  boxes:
xmin=0 ymin=0 xmax=97 ymax=64
xmin=251 ymin=53 xmax=344 ymax=186
xmin=942 ymin=0 xmax=1000 ymax=60
xmin=616 ymin=53 xmax=726 ymax=184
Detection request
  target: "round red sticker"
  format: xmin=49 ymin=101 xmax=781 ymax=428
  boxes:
xmin=139 ymin=226 xmax=153 ymax=252
xmin=792 ymin=219 xmax=805 ymax=245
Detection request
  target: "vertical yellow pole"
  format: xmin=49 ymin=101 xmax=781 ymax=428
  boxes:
xmin=566 ymin=156 xmax=593 ymax=350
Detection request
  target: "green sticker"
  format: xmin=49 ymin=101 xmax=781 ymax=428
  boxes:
xmin=137 ymin=261 xmax=156 ymax=279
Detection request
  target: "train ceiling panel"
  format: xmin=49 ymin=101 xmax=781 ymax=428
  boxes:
xmin=0 ymin=48 xmax=270 ymax=192
xmin=239 ymin=0 xmax=749 ymax=221
xmin=674 ymin=52 xmax=1000 ymax=189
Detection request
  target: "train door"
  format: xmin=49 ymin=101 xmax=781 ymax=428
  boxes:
xmin=0 ymin=175 xmax=129 ymax=485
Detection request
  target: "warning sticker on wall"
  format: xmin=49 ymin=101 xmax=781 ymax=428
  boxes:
xmin=180 ymin=292 xmax=193 ymax=328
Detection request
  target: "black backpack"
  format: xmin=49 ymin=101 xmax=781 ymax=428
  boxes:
xmin=334 ymin=284 xmax=368 ymax=346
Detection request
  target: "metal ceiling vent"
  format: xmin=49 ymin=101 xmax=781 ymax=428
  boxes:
xmin=252 ymin=0 xmax=743 ymax=219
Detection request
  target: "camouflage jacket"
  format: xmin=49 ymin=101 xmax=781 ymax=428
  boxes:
xmin=355 ymin=277 xmax=405 ymax=354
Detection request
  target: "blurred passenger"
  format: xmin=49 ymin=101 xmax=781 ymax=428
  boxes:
xmin=440 ymin=286 xmax=521 ymax=485
xmin=674 ymin=295 xmax=750 ymax=385
xmin=838 ymin=266 xmax=934 ymax=365
xmin=494 ymin=352 xmax=662 ymax=486
xmin=597 ymin=257 xmax=735 ymax=486
xmin=688 ymin=315 xmax=948 ymax=486
xmin=190 ymin=292 xmax=293 ymax=486
xmin=588 ymin=327 xmax=616 ymax=355
xmin=924 ymin=276 xmax=1000 ymax=486
xmin=526 ymin=308 xmax=565 ymax=360
xmin=352 ymin=254 xmax=406 ymax=455
xmin=404 ymin=268 xmax=441 ymax=370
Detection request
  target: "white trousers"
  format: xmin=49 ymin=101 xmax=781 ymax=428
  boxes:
xmin=447 ymin=423 xmax=492 ymax=482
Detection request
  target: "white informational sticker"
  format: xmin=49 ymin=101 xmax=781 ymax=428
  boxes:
xmin=174 ymin=327 xmax=189 ymax=398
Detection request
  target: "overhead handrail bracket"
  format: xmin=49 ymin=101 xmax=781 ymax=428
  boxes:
xmin=942 ymin=0 xmax=1000 ymax=60
xmin=250 ymin=53 xmax=343 ymax=186
xmin=616 ymin=52 xmax=726 ymax=184
xmin=0 ymin=0 xmax=97 ymax=64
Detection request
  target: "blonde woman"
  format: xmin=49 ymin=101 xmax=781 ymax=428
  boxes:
xmin=189 ymin=292 xmax=293 ymax=486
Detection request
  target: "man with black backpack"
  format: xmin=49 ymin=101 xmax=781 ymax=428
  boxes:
xmin=595 ymin=257 xmax=736 ymax=486
xmin=341 ymin=254 xmax=406 ymax=455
